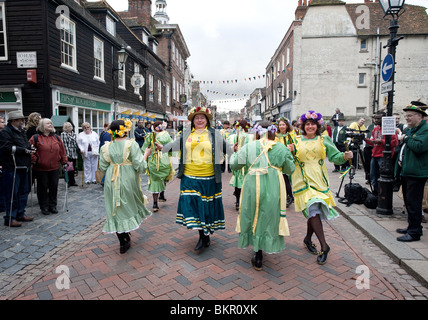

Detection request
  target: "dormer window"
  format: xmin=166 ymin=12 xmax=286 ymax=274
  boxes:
xmin=142 ymin=30 xmax=149 ymax=45
xmin=153 ymin=41 xmax=158 ymax=55
xmin=106 ymin=15 xmax=116 ymax=36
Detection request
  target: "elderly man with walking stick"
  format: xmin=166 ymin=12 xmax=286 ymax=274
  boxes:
xmin=0 ymin=111 xmax=35 ymax=227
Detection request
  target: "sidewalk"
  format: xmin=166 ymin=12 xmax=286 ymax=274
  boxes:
xmin=329 ymin=163 xmax=428 ymax=287
xmin=5 ymin=166 xmax=426 ymax=300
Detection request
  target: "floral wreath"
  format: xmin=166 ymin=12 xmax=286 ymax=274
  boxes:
xmin=299 ymin=110 xmax=324 ymax=126
xmin=189 ymin=106 xmax=211 ymax=116
xmin=251 ymin=124 xmax=277 ymax=136
xmin=108 ymin=119 xmax=133 ymax=140
xmin=154 ymin=121 xmax=168 ymax=132
xmin=275 ymin=117 xmax=290 ymax=126
xmin=233 ymin=120 xmax=250 ymax=132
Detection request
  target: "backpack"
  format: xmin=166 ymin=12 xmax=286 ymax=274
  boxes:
xmin=362 ymin=187 xmax=378 ymax=209
xmin=339 ymin=183 xmax=366 ymax=207
xmin=32 ymin=133 xmax=60 ymax=146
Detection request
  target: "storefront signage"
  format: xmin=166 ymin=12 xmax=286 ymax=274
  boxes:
xmin=0 ymin=92 xmax=17 ymax=103
xmin=60 ymin=93 xmax=111 ymax=111
xmin=17 ymin=52 xmax=38 ymax=68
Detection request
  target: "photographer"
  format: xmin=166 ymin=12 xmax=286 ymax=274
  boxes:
xmin=364 ymin=112 xmax=399 ymax=195
xmin=332 ymin=116 xmax=348 ymax=172
xmin=0 ymin=111 xmax=35 ymax=227
xmin=348 ymin=118 xmax=367 ymax=169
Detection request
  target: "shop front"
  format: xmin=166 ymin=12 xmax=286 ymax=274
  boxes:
xmin=52 ymin=88 xmax=113 ymax=135
xmin=0 ymin=87 xmax=23 ymax=120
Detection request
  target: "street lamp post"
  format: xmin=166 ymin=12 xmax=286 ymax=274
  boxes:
xmin=277 ymin=83 xmax=286 ymax=100
xmin=112 ymin=46 xmax=129 ymax=120
xmin=376 ymin=0 xmax=405 ymax=215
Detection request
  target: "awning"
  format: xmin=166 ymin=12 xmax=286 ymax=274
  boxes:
xmin=51 ymin=115 xmax=74 ymax=128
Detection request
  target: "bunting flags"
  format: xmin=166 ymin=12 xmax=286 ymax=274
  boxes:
xmin=191 ymin=68 xmax=289 ymax=85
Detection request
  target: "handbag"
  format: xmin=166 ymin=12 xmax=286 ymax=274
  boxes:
xmin=95 ymin=169 xmax=104 ymax=184
xmin=65 ymin=161 xmax=74 ymax=172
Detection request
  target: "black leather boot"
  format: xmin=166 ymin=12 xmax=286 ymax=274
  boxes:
xmin=194 ymin=230 xmax=210 ymax=251
xmin=251 ymin=250 xmax=263 ymax=271
xmin=159 ymin=191 xmax=167 ymax=202
xmin=153 ymin=201 xmax=159 ymax=212
xmin=117 ymin=232 xmax=131 ymax=254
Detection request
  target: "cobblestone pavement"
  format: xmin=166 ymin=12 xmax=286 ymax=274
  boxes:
xmin=0 ymin=163 xmax=426 ymax=300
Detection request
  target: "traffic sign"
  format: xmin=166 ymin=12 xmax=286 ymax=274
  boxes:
xmin=381 ymin=81 xmax=393 ymax=94
xmin=382 ymin=54 xmax=394 ymax=82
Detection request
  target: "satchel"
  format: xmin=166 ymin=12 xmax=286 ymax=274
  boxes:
xmin=95 ymin=169 xmax=104 ymax=184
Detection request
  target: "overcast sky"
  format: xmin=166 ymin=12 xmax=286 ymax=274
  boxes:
xmin=92 ymin=0 xmax=428 ymax=112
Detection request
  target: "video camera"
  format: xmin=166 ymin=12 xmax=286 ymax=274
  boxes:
xmin=345 ymin=128 xmax=369 ymax=148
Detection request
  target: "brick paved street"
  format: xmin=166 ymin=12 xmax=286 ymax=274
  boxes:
xmin=4 ymin=167 xmax=423 ymax=301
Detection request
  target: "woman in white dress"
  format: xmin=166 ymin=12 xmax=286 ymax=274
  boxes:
xmin=77 ymin=122 xmax=100 ymax=184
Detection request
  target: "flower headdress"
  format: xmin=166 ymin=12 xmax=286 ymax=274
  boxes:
xmin=275 ymin=117 xmax=290 ymax=126
xmin=108 ymin=119 xmax=133 ymax=140
xmin=251 ymin=124 xmax=277 ymax=136
xmin=299 ymin=110 xmax=324 ymax=126
xmin=188 ymin=106 xmax=212 ymax=121
xmin=155 ymin=121 xmax=168 ymax=132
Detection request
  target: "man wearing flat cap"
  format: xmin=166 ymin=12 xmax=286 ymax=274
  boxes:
xmin=0 ymin=111 xmax=35 ymax=227
xmin=396 ymin=104 xmax=428 ymax=242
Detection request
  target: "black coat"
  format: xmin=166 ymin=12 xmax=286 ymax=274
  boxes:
xmin=0 ymin=124 xmax=32 ymax=171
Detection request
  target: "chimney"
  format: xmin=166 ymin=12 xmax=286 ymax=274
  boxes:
xmin=128 ymin=0 xmax=152 ymax=27
xmin=295 ymin=0 xmax=309 ymax=20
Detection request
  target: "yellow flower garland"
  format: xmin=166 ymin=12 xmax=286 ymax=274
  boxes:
xmin=108 ymin=119 xmax=133 ymax=140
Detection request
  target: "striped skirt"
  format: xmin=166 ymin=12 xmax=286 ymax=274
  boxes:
xmin=177 ymin=175 xmax=225 ymax=235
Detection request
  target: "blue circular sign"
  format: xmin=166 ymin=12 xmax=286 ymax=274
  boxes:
xmin=382 ymin=54 xmax=394 ymax=82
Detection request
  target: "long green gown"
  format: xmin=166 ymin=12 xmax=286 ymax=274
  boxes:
xmin=227 ymin=129 xmax=251 ymax=188
xmin=230 ymin=138 xmax=295 ymax=253
xmin=100 ymin=139 xmax=151 ymax=233
xmin=142 ymin=131 xmax=175 ymax=193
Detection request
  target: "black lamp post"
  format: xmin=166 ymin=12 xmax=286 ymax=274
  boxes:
xmin=277 ymin=83 xmax=286 ymax=99
xmin=376 ymin=0 xmax=405 ymax=215
xmin=112 ymin=46 xmax=129 ymax=119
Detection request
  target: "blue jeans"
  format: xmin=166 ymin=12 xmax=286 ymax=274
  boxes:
xmin=370 ymin=157 xmax=383 ymax=194
xmin=2 ymin=169 xmax=30 ymax=222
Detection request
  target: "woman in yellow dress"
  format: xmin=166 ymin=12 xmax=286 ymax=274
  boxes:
xmin=156 ymin=107 xmax=230 ymax=251
xmin=290 ymin=111 xmax=353 ymax=265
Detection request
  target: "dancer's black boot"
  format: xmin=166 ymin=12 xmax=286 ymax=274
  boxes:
xmin=194 ymin=230 xmax=210 ymax=251
xmin=251 ymin=250 xmax=263 ymax=271
xmin=117 ymin=232 xmax=131 ymax=254
xmin=159 ymin=191 xmax=167 ymax=202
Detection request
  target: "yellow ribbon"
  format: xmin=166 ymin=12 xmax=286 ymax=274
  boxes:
xmin=109 ymin=140 xmax=133 ymax=216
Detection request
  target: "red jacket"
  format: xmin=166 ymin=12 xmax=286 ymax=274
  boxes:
xmin=365 ymin=125 xmax=398 ymax=158
xmin=29 ymin=133 xmax=68 ymax=171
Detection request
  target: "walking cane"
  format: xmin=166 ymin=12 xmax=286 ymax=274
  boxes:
xmin=63 ymin=169 xmax=69 ymax=213
xmin=8 ymin=146 xmax=17 ymax=231
xmin=81 ymin=156 xmax=85 ymax=188
xmin=29 ymin=166 xmax=33 ymax=216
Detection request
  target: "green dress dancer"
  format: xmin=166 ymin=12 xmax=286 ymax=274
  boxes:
xmin=227 ymin=129 xmax=251 ymax=210
xmin=230 ymin=137 xmax=295 ymax=269
xmin=100 ymin=138 xmax=151 ymax=246
xmin=142 ymin=130 xmax=175 ymax=211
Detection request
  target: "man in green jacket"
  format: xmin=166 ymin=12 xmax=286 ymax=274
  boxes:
xmin=396 ymin=105 xmax=428 ymax=242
